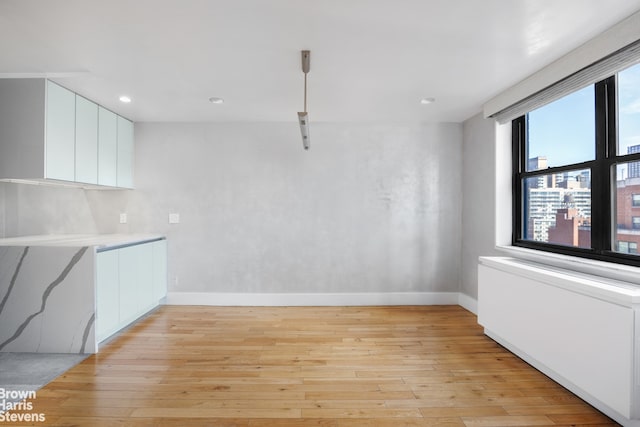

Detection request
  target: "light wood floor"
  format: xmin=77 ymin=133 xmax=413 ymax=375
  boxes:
xmin=28 ymin=305 xmax=617 ymax=426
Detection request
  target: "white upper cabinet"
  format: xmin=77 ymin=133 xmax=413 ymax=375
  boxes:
xmin=75 ymin=95 xmax=99 ymax=184
xmin=0 ymin=78 xmax=134 ymax=189
xmin=117 ymin=116 xmax=134 ymax=189
xmin=98 ymin=106 xmax=118 ymax=187
xmin=45 ymin=81 xmax=76 ymax=181
xmin=0 ymin=79 xmax=46 ymax=179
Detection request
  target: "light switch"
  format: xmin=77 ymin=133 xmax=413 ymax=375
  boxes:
xmin=119 ymin=213 xmax=127 ymax=224
xmin=169 ymin=213 xmax=180 ymax=224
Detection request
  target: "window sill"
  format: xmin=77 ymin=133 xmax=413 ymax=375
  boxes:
xmin=495 ymin=244 xmax=640 ymax=287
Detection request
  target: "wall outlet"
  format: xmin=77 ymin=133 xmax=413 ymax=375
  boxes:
xmin=119 ymin=213 xmax=127 ymax=224
xmin=169 ymin=213 xmax=180 ymax=224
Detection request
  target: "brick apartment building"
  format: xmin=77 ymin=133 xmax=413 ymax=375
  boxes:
xmin=547 ymin=208 xmax=591 ymax=248
xmin=616 ymin=176 xmax=640 ymax=254
xmin=545 ymin=177 xmax=640 ymax=253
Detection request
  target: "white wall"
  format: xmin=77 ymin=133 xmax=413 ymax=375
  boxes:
xmin=0 ymin=122 xmax=464 ymax=297
xmin=461 ymin=113 xmax=499 ymax=300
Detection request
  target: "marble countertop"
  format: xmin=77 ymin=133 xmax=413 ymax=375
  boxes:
xmin=0 ymin=234 xmax=165 ymax=249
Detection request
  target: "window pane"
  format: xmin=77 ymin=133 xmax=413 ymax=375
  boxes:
xmin=523 ymin=169 xmax=591 ymax=248
xmin=527 ymin=86 xmax=595 ymax=171
xmin=613 ymin=162 xmax=640 ymax=255
xmin=617 ymin=62 xmax=640 ymax=157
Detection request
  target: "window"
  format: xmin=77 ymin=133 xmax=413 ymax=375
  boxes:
xmin=618 ymin=241 xmax=639 ymax=254
xmin=512 ymin=61 xmax=640 ymax=265
xmin=526 ymin=86 xmax=595 ymax=170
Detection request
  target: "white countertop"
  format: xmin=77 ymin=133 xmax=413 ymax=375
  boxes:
xmin=0 ymin=234 xmax=165 ymax=249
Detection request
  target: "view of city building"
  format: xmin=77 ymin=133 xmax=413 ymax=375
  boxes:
xmin=525 ymin=150 xmax=640 ymax=254
xmin=616 ymin=175 xmax=640 ymax=254
xmin=627 ymin=144 xmax=640 ymax=179
xmin=525 ymin=165 xmax=591 ymax=245
xmin=547 ymin=208 xmax=591 ymax=248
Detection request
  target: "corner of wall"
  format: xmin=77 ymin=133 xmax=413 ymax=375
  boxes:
xmin=461 ymin=113 xmax=500 ymax=301
xmin=457 ymin=292 xmax=478 ymax=315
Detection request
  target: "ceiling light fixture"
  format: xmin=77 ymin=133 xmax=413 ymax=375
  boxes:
xmin=298 ymin=50 xmax=311 ymax=150
xmin=119 ymin=95 xmax=132 ymax=103
xmin=420 ymin=97 xmax=435 ymax=105
xmin=209 ymin=97 xmax=224 ymax=104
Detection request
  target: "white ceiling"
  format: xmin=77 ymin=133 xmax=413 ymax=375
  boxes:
xmin=1 ymin=0 xmax=640 ymax=123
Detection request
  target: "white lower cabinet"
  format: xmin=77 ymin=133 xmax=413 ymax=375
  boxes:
xmin=152 ymin=239 xmax=168 ymax=302
xmin=118 ymin=245 xmax=140 ymax=327
xmin=96 ymin=239 xmax=167 ymax=343
xmin=96 ymin=249 xmax=120 ymax=342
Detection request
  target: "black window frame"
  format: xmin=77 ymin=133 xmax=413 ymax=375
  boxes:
xmin=512 ymin=74 xmax=640 ymax=267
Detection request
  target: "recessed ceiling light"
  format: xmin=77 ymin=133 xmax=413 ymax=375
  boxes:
xmin=209 ymin=97 xmax=224 ymax=104
xmin=119 ymin=95 xmax=132 ymax=103
xmin=420 ymin=97 xmax=436 ymax=105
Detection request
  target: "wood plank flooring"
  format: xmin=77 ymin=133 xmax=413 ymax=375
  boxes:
xmin=19 ymin=306 xmax=618 ymax=426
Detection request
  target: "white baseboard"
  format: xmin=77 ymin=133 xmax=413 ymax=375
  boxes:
xmin=457 ymin=293 xmax=478 ymax=315
xmin=166 ymin=291 xmax=461 ymax=307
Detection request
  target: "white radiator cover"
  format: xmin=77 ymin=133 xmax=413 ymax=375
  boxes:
xmin=478 ymin=256 xmax=640 ymax=427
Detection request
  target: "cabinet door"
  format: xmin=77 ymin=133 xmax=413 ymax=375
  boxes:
xmin=45 ymin=81 xmax=75 ymax=181
xmin=116 ymin=116 xmax=134 ymax=188
xmin=0 ymin=79 xmax=47 ymax=180
xmin=118 ymin=245 xmax=140 ymax=325
xmin=152 ymin=240 xmax=168 ymax=302
xmin=137 ymin=244 xmax=154 ymax=313
xmin=98 ymin=107 xmax=117 ymax=187
xmin=96 ymin=250 xmax=119 ymax=342
xmin=75 ymin=96 xmax=99 ymax=184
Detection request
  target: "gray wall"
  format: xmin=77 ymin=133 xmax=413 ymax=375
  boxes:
xmin=129 ymin=122 xmax=463 ymax=294
xmin=460 ymin=113 xmax=499 ymax=300
xmin=0 ymin=121 xmax=464 ymax=296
